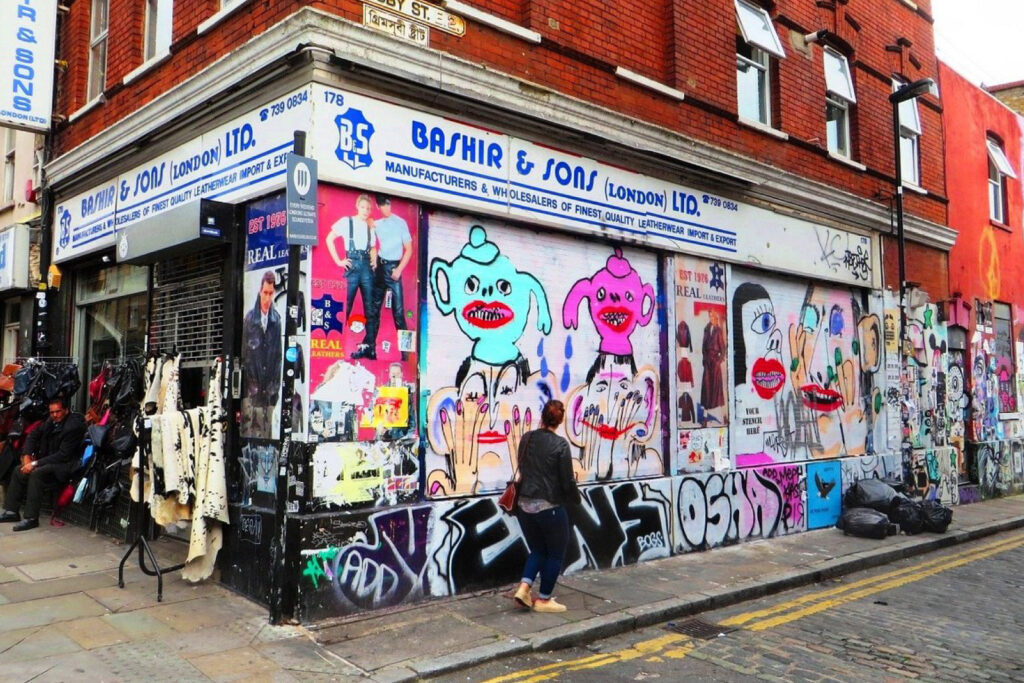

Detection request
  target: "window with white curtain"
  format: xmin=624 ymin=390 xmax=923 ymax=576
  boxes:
xmin=88 ymin=0 xmax=109 ymax=101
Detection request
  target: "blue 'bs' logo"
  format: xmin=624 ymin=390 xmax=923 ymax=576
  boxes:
xmin=334 ymin=108 xmax=375 ymax=170
xmin=58 ymin=208 xmax=72 ymax=249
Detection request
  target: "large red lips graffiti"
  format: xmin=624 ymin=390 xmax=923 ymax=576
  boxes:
xmin=597 ymin=305 xmax=634 ymax=333
xmin=751 ymin=358 xmax=786 ymax=399
xmin=476 ymin=431 xmax=507 ymax=444
xmin=462 ymin=300 xmax=514 ymax=329
xmin=799 ymin=384 xmax=843 ymax=412
xmin=582 ymin=420 xmax=638 ymax=440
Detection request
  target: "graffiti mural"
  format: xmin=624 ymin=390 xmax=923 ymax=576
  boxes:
xmin=971 ymin=441 xmax=1014 ymax=498
xmin=674 ymin=256 xmax=729 ymax=436
xmin=904 ymin=448 xmax=959 ymax=505
xmin=424 ymin=213 xmax=663 ymax=496
xmin=298 ymin=480 xmax=672 ymax=619
xmin=806 ymin=461 xmax=842 ymax=529
xmin=672 ymin=466 xmax=806 ymax=553
xmin=903 ymin=301 xmax=950 ymax=450
xmin=730 ymin=271 xmax=884 ymax=465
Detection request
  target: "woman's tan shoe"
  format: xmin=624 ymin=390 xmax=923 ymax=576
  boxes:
xmin=513 ymin=583 xmax=533 ymax=608
xmin=532 ymin=597 xmax=567 ymax=613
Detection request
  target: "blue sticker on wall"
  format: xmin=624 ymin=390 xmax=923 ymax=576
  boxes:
xmin=806 ymin=461 xmax=842 ymax=529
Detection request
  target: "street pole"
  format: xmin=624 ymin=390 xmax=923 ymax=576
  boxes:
xmin=892 ymin=99 xmax=906 ymax=361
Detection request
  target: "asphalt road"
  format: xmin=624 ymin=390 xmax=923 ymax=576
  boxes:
xmin=431 ymin=529 xmax=1024 ymax=682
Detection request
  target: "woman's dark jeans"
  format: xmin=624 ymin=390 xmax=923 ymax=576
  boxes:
xmin=517 ymin=506 xmax=569 ymax=598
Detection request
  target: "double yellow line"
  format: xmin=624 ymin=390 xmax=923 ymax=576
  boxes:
xmin=481 ymin=532 xmax=1024 ymax=683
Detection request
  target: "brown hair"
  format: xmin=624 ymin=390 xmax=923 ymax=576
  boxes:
xmin=541 ymin=399 xmax=565 ymax=429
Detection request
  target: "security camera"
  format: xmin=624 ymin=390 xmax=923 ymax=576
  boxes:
xmin=804 ymin=30 xmax=827 ymax=44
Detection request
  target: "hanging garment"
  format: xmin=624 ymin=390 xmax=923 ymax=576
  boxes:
xmin=677 ymin=321 xmax=692 ymax=352
xmin=679 ymin=392 xmax=696 ymax=424
xmin=142 ymin=356 xmax=165 ymax=414
xmin=677 ymin=357 xmax=694 ymax=384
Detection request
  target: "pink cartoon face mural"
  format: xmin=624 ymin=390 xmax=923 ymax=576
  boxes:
xmin=563 ymin=249 xmax=655 ymax=356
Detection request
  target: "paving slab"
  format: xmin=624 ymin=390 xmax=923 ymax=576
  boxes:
xmin=0 ymin=623 xmax=83 ymax=663
xmin=55 ymin=614 xmax=133 ymax=650
xmin=0 ymin=592 xmax=109 ymax=632
xmin=17 ymin=551 xmax=126 ymax=581
xmin=0 ymin=570 xmax=117 ymax=603
xmin=186 ymin=645 xmax=282 ymax=681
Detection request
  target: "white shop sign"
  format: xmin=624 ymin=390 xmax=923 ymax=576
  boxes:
xmin=53 ymin=87 xmax=314 ymax=263
xmin=0 ymin=224 xmax=31 ymax=290
xmin=0 ymin=0 xmax=57 ymax=132
xmin=310 ymin=84 xmax=875 ymax=287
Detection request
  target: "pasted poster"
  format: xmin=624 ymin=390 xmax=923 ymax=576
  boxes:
xmin=729 ymin=269 xmax=884 ymax=466
xmin=241 ymin=194 xmax=309 ymax=440
xmin=311 ymin=441 xmax=418 ymax=507
xmin=674 ymin=255 xmax=729 ymax=435
xmin=805 ymin=460 xmax=841 ymax=529
xmin=424 ymin=212 xmax=664 ymax=497
xmin=309 ymin=186 xmax=419 ymax=444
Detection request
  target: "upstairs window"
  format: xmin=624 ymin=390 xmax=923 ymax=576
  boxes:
xmin=894 ymin=79 xmax=923 ymax=186
xmin=88 ymin=0 xmax=109 ymax=101
xmin=144 ymin=0 xmax=173 ymax=61
xmin=987 ymin=137 xmax=1016 ymax=224
xmin=2 ymin=128 xmax=15 ymax=205
xmin=734 ymin=0 xmax=785 ymax=127
xmin=824 ymin=47 xmax=856 ymax=157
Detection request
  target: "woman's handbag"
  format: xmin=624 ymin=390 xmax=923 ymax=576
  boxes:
xmin=497 ymin=480 xmax=518 ymax=513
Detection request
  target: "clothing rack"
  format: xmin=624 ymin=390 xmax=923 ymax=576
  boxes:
xmin=117 ymin=414 xmax=183 ymax=602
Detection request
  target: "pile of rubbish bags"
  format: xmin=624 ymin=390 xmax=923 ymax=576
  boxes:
xmin=837 ymin=478 xmax=953 ymax=539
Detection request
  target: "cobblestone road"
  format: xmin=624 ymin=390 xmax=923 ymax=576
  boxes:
xmin=436 ymin=530 xmax=1024 ymax=682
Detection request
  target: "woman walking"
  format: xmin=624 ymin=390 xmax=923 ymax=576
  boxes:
xmin=513 ymin=399 xmax=581 ymax=613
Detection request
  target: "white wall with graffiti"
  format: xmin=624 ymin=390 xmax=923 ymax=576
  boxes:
xmin=422 ymin=212 xmax=664 ymax=497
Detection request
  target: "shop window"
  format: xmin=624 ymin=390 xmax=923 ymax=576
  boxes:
xmin=894 ymin=79 xmax=922 ymax=186
xmin=987 ymin=136 xmax=1016 ymax=225
xmin=144 ymin=0 xmax=173 ymax=61
xmin=88 ymin=0 xmax=109 ymax=101
xmin=824 ymin=47 xmax=855 ymax=157
xmin=3 ymin=302 xmax=20 ymax=367
xmin=75 ymin=264 xmax=149 ymax=390
xmin=993 ymin=302 xmax=1016 ymax=413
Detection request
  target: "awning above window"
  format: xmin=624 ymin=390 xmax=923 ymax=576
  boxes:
xmin=735 ymin=0 xmax=786 ymax=59
xmin=987 ymin=138 xmax=1017 ymax=179
xmin=824 ymin=47 xmax=856 ymax=103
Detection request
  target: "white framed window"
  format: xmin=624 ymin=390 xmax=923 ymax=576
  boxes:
xmin=88 ymin=0 xmax=109 ymax=101
xmin=987 ymin=137 xmax=1016 ymax=224
xmin=894 ymin=79 xmax=923 ymax=186
xmin=734 ymin=0 xmax=785 ymax=58
xmin=144 ymin=0 xmax=173 ymax=61
xmin=736 ymin=39 xmax=770 ymax=125
xmin=2 ymin=128 xmax=15 ymax=205
xmin=823 ymin=48 xmax=855 ymax=157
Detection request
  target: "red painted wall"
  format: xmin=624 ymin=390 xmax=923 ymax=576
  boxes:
xmin=941 ymin=62 xmax=1024 ymax=313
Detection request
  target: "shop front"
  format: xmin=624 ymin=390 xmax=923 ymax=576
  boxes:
xmin=46 ymin=79 xmax=913 ymax=622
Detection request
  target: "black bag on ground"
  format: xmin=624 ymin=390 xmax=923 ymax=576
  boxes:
xmin=921 ymin=500 xmax=953 ymax=533
xmin=843 ymin=478 xmax=901 ymax=513
xmin=837 ymin=507 xmax=892 ymax=539
xmin=889 ymin=498 xmax=926 ymax=535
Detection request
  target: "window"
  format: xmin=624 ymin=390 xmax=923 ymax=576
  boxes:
xmin=823 ymin=47 xmax=856 ymax=157
xmin=734 ymin=0 xmax=784 ymax=127
xmin=144 ymin=0 xmax=173 ymax=61
xmin=2 ymin=128 xmax=14 ymax=205
xmin=894 ymin=79 xmax=923 ymax=186
xmin=88 ymin=0 xmax=109 ymax=101
xmin=222 ymin=0 xmax=246 ymax=9
xmin=987 ymin=137 xmax=1016 ymax=224
xmin=993 ymin=302 xmax=1016 ymax=413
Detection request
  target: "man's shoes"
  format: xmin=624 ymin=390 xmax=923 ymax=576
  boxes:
xmin=0 ymin=510 xmax=20 ymax=523
xmin=12 ymin=518 xmax=38 ymax=532
xmin=351 ymin=345 xmax=376 ymax=360
xmin=532 ymin=597 xmax=567 ymax=613
xmin=513 ymin=583 xmax=533 ymax=609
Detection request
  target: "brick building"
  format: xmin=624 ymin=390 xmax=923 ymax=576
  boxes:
xmin=42 ymin=0 xmax=965 ymax=621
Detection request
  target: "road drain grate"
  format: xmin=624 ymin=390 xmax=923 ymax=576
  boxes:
xmin=664 ymin=618 xmax=735 ymax=640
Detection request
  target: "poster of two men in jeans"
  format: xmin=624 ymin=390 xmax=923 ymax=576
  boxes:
xmin=310 ymin=186 xmax=419 ymax=443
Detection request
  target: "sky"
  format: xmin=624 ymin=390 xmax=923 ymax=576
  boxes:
xmin=931 ymin=0 xmax=1024 ymax=87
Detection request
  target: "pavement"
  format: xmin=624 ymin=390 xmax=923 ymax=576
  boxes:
xmin=1 ymin=494 xmax=1022 ymax=682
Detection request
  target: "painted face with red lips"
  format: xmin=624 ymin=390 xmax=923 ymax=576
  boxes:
xmin=739 ymin=294 xmax=785 ymax=399
xmin=563 ymin=249 xmax=655 ymax=357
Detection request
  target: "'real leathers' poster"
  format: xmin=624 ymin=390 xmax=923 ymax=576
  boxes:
xmin=309 ymin=186 xmax=420 ymax=443
xmin=241 ymin=194 xmax=309 ymax=441
xmin=674 ymin=255 xmax=729 ymax=430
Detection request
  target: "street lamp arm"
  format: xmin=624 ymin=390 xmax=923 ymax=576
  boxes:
xmin=890 ymin=77 xmax=938 ymax=103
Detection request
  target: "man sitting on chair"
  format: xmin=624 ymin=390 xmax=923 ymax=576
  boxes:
xmin=0 ymin=397 xmax=87 ymax=532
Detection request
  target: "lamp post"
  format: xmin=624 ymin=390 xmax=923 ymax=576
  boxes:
xmin=889 ymin=77 xmax=936 ymax=359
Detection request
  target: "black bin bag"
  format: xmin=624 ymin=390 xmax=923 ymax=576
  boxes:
xmin=921 ymin=500 xmax=953 ymax=533
xmin=837 ymin=507 xmax=892 ymax=539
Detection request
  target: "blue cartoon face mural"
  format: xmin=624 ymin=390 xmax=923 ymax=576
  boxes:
xmin=429 ymin=225 xmax=551 ymax=366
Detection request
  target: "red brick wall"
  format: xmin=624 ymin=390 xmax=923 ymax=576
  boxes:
xmin=882 ymin=234 xmax=950 ymax=302
xmin=52 ymin=0 xmax=948 ymax=234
